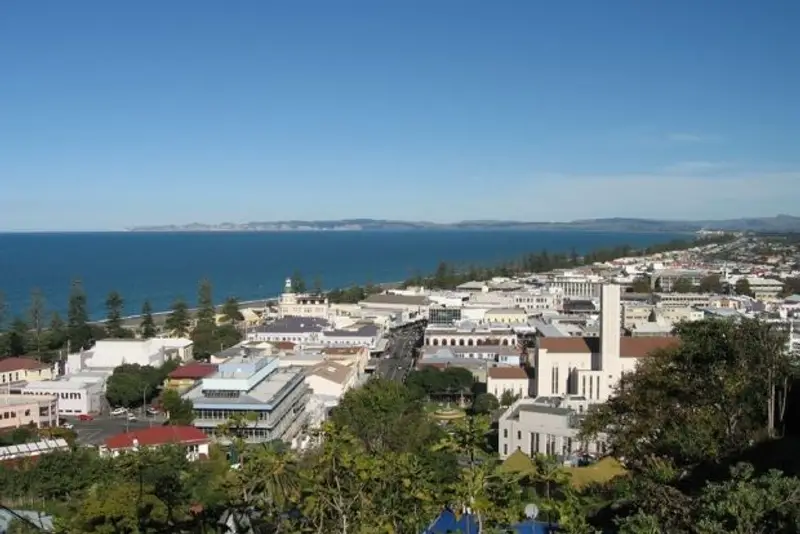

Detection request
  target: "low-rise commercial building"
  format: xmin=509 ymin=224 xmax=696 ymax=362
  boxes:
xmin=424 ymin=321 xmax=517 ymax=347
xmin=421 ymin=345 xmax=522 ymax=366
xmin=278 ymin=277 xmax=331 ymax=319
xmin=184 ymin=355 xmax=310 ymax=444
xmin=0 ymin=394 xmax=58 ymax=430
xmin=0 ymin=358 xmax=53 ymax=386
xmin=101 ymin=426 xmax=211 ymax=460
xmin=18 ymin=379 xmax=103 ymax=416
xmin=486 ymin=367 xmax=530 ymax=400
xmin=68 ymin=337 xmax=193 ymax=373
xmin=164 ymin=362 xmax=219 ymax=391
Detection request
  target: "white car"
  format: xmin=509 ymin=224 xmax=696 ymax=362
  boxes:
xmin=111 ymin=407 xmax=128 ymax=416
xmin=127 ymin=413 xmax=137 ymax=421
xmin=61 ymin=422 xmax=74 ymax=430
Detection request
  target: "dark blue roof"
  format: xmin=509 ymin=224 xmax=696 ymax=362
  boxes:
xmin=423 ymin=509 xmax=556 ymax=534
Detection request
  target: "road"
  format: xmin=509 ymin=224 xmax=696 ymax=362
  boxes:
xmin=376 ymin=326 xmax=424 ymax=382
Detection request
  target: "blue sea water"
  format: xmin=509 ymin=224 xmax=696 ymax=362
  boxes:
xmin=0 ymin=231 xmax=683 ymax=320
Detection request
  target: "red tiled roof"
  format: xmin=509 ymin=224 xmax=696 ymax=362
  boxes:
xmin=168 ymin=362 xmax=218 ymax=380
xmin=488 ymin=366 xmax=529 ymax=379
xmin=538 ymin=336 xmax=679 ymax=358
xmin=105 ymin=426 xmax=209 ymax=450
xmin=273 ymin=341 xmax=296 ymax=350
xmin=0 ymin=357 xmax=49 ymax=373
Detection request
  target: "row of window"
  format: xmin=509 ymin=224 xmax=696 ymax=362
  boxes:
xmin=426 ymin=338 xmax=513 ymax=346
xmin=2 ymin=409 xmax=32 ymax=419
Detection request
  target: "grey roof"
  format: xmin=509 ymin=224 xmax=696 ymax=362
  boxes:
xmin=324 ymin=323 xmax=379 ymax=337
xmin=516 ymin=403 xmax=573 ymax=416
xmin=0 ymin=510 xmax=54 ymax=533
xmin=362 ymin=294 xmax=430 ymax=306
xmin=252 ymin=316 xmax=331 ymax=334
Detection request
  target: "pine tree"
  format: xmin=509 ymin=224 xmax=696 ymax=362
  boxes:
xmin=67 ymin=279 xmax=91 ymax=352
xmin=140 ymin=300 xmax=157 ymax=339
xmin=28 ymin=288 xmax=46 ymax=356
xmin=104 ymin=291 xmax=125 ymax=338
xmin=165 ymin=298 xmax=191 ymax=338
xmin=192 ymin=279 xmax=217 ymax=357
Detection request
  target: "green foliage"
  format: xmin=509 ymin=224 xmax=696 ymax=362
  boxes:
xmin=191 ymin=279 xmax=216 ymax=356
xmin=28 ymin=288 xmax=46 ymax=355
xmin=103 ymin=290 xmax=126 ymax=338
xmin=290 ymin=269 xmax=306 ymax=293
xmin=671 ymin=276 xmax=695 ymax=293
xmin=66 ymin=279 xmax=91 ymax=351
xmin=629 ymin=276 xmax=651 ymax=293
xmin=406 ymin=366 xmax=475 ymax=398
xmin=164 ymin=298 xmax=191 ymax=338
xmin=161 ymin=388 xmax=195 ymax=425
xmin=780 ymin=277 xmax=800 ymax=298
xmin=139 ymin=299 xmax=157 ymax=339
xmin=105 ymin=363 xmax=167 ymax=408
xmin=220 ymin=296 xmax=243 ymax=323
xmin=735 ymin=278 xmax=754 ymax=297
xmin=699 ymin=273 xmax=724 ymax=293
xmin=472 ymin=392 xmax=500 ymax=414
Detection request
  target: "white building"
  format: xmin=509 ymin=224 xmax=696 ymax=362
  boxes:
xmin=533 ymin=284 xmax=677 ymax=403
xmin=19 ymin=378 xmax=103 ymax=416
xmin=304 ymin=361 xmax=356 ymax=400
xmin=486 ymin=367 xmax=530 ymax=400
xmin=278 ymin=277 xmax=331 ymax=319
xmin=424 ymin=321 xmax=517 ymax=347
xmin=69 ymin=338 xmax=193 ymax=373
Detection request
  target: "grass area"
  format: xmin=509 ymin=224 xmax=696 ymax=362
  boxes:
xmin=566 ymin=457 xmax=627 ymax=488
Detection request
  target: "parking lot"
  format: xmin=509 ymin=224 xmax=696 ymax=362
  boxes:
xmin=65 ymin=413 xmax=167 ymax=446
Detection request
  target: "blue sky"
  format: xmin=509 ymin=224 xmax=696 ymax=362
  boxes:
xmin=1 ymin=1 xmax=799 ymax=231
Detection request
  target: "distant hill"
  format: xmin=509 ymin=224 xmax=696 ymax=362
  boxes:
xmin=127 ymin=215 xmax=800 ymax=233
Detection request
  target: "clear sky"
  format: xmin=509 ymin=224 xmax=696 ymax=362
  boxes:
xmin=2 ymin=1 xmax=799 ymax=231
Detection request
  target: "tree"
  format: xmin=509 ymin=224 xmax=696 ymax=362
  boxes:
xmin=67 ymin=279 xmax=91 ymax=351
xmin=698 ymin=274 xmax=723 ymax=294
xmin=581 ymin=318 xmax=791 ymax=472
xmin=472 ymin=393 xmax=500 ymax=414
xmin=0 ymin=289 xmax=6 ymax=332
xmin=28 ymin=288 xmax=46 ymax=356
xmin=312 ymin=276 xmax=323 ymax=294
xmin=735 ymin=278 xmax=754 ymax=297
xmin=192 ymin=279 xmax=217 ymax=357
xmin=140 ymin=299 xmax=157 ymax=339
xmin=290 ymin=270 xmax=306 ymax=293
xmin=46 ymin=312 xmax=67 ymax=351
xmin=164 ymin=298 xmax=191 ymax=338
xmin=629 ymin=276 xmax=651 ymax=293
xmin=104 ymin=290 xmax=126 ymax=338
xmin=5 ymin=317 xmax=30 ymax=356
xmin=160 ymin=388 xmax=194 ymax=425
xmin=215 ymin=323 xmax=242 ymax=351
xmin=220 ymin=296 xmax=243 ymax=324
xmin=500 ymin=390 xmax=521 ymax=407
xmin=671 ymin=277 xmax=694 ymax=293
xmin=106 ymin=364 xmax=151 ymax=408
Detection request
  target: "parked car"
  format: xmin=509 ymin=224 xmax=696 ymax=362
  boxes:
xmin=127 ymin=413 xmax=137 ymax=421
xmin=61 ymin=422 xmax=74 ymax=429
xmin=78 ymin=414 xmax=94 ymax=421
xmin=111 ymin=407 xmax=128 ymax=416
xmin=146 ymin=407 xmax=160 ymax=416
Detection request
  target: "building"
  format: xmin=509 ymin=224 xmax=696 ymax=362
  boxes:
xmin=68 ymin=337 xmax=193 ymax=373
xmin=101 ymin=426 xmax=211 ymax=460
xmin=546 ymin=274 xmax=603 ymax=299
xmin=498 ymin=397 xmax=604 ymax=459
xmin=304 ymin=361 xmax=356 ymax=400
xmin=18 ymin=378 xmax=103 ymax=416
xmin=745 ymin=277 xmax=784 ymax=300
xmin=484 ymin=308 xmax=528 ymax=324
xmin=532 ymin=284 xmax=678 ymax=402
xmin=421 ymin=344 xmax=523 ymax=366
xmin=165 ymin=362 xmax=219 ymax=391
xmin=428 ymin=306 xmax=463 ymax=326
xmin=184 ymin=354 xmax=310 ymax=443
xmin=358 ymin=293 xmax=431 ymax=319
xmin=424 ymin=321 xmax=517 ymax=347
xmin=0 ymin=357 xmax=53 ymax=386
xmin=0 ymin=438 xmax=70 ymax=465
xmin=653 ymin=292 xmax=712 ymax=309
xmin=0 ymin=394 xmax=58 ymax=430
xmin=486 ymin=367 xmax=530 ymax=400
xmin=248 ymin=316 xmax=331 ymax=344
xmin=651 ymin=269 xmax=707 ymax=292
xmin=278 ymin=277 xmax=330 ymax=319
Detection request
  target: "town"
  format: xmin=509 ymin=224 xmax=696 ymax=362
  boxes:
xmin=1 ymin=232 xmax=800 ymax=532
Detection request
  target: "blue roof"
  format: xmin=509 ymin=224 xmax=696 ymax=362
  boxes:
xmin=423 ymin=509 xmax=556 ymax=534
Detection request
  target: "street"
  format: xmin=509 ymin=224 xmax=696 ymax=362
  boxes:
xmin=376 ymin=326 xmax=423 ymax=382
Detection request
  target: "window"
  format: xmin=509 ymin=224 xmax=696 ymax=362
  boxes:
xmin=517 ymin=430 xmax=521 ymax=440
xmin=503 ymin=444 xmax=508 ymax=455
xmin=503 ymin=428 xmax=508 ymax=438
xmin=24 ymin=409 xmax=31 ymax=416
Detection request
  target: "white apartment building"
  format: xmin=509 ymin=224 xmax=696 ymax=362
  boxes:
xmin=68 ymin=338 xmax=193 ymax=374
xmin=651 ymin=269 xmax=707 ymax=292
xmin=745 ymin=277 xmax=784 ymax=301
xmin=278 ymin=277 xmax=331 ymax=319
xmin=545 ymin=274 xmax=603 ymax=299
xmin=654 ymin=293 xmax=712 ymax=309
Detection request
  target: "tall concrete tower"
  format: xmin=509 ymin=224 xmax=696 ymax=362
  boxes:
xmin=600 ymin=283 xmax=622 ymax=369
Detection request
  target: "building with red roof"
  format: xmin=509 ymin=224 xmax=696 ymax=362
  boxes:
xmin=164 ymin=362 xmax=218 ymax=391
xmin=101 ymin=425 xmax=210 ymax=460
xmin=0 ymin=357 xmax=53 ymax=385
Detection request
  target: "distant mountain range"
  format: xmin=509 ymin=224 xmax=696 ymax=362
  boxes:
xmin=127 ymin=215 xmax=800 ymax=234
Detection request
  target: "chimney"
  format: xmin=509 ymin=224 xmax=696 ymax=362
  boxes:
xmin=600 ymin=284 xmax=621 ymax=370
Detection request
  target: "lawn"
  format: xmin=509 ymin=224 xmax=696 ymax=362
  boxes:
xmin=566 ymin=457 xmax=627 ymax=488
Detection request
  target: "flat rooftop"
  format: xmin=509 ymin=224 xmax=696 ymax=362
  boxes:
xmin=185 ymin=366 xmax=305 ymax=409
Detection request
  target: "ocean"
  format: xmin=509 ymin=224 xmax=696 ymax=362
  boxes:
xmin=0 ymin=230 xmax=684 ymax=320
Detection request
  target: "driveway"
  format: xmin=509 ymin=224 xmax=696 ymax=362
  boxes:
xmin=66 ymin=414 xmax=167 ymax=446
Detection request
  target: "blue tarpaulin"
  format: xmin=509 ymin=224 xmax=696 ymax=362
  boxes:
xmin=423 ymin=509 xmax=557 ymax=534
